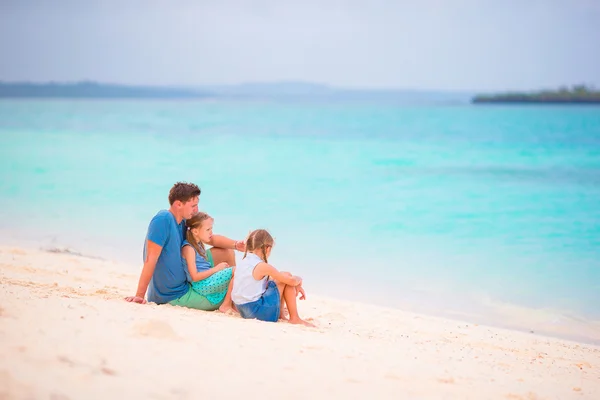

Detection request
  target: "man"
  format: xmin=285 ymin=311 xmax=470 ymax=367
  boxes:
xmin=125 ymin=182 xmax=245 ymax=309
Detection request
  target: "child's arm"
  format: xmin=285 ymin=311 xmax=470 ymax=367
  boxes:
xmin=182 ymin=245 xmax=228 ymax=282
xmin=253 ymin=262 xmax=302 ymax=286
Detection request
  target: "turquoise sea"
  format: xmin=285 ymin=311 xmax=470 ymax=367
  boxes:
xmin=1 ymin=99 xmax=599 ymax=339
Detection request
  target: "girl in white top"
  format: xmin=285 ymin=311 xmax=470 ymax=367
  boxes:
xmin=231 ymin=229 xmax=314 ymax=326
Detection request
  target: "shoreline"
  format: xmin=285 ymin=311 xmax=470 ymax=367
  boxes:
xmin=1 ymin=244 xmax=600 ymax=399
xmin=2 ymin=241 xmax=600 ymax=346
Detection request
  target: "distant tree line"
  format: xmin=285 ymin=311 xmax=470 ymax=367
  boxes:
xmin=472 ymin=84 xmax=600 ymax=104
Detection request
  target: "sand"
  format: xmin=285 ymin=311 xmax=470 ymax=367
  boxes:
xmin=1 ymin=246 xmax=599 ymax=400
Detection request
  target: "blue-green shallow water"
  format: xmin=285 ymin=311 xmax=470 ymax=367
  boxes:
xmin=1 ymin=99 xmax=599 ymax=338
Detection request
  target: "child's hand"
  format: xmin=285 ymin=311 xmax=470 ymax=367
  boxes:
xmin=216 ymin=262 xmax=229 ymax=271
xmin=297 ymin=285 xmax=307 ymax=300
xmin=292 ymin=276 xmax=303 ymax=286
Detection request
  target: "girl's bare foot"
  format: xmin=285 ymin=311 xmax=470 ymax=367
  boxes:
xmin=278 ymin=308 xmax=289 ymax=321
xmin=288 ymin=317 xmax=316 ymax=327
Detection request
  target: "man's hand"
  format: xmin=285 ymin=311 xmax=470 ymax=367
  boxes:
xmin=234 ymin=240 xmax=246 ymax=252
xmin=125 ymin=296 xmax=147 ymax=304
xmin=297 ymin=285 xmax=306 ymax=300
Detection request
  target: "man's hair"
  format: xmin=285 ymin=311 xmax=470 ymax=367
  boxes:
xmin=168 ymin=182 xmax=201 ymax=205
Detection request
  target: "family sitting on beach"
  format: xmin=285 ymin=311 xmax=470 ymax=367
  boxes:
xmin=125 ymin=182 xmax=314 ymax=327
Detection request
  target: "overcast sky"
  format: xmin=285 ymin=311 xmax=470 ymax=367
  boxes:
xmin=1 ymin=0 xmax=599 ymax=91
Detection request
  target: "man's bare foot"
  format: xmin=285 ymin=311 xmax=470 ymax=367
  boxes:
xmin=288 ymin=317 xmax=316 ymax=328
xmin=281 ymin=307 xmax=289 ymax=319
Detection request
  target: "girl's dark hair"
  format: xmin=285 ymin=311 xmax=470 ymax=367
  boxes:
xmin=185 ymin=212 xmax=212 ymax=259
xmin=243 ymin=229 xmax=274 ymax=263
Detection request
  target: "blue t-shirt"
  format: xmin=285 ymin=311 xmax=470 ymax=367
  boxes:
xmin=144 ymin=210 xmax=188 ymax=304
xmin=181 ymin=240 xmax=211 ymax=282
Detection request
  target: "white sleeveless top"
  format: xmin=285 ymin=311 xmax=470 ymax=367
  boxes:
xmin=231 ymin=253 xmax=269 ymax=305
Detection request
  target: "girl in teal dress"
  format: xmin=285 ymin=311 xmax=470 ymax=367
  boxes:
xmin=181 ymin=212 xmax=235 ymax=312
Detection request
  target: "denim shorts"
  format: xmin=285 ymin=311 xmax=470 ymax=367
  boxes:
xmin=235 ymin=281 xmax=281 ymax=322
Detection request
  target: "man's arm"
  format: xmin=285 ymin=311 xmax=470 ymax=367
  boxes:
xmin=125 ymin=240 xmax=162 ymax=303
xmin=206 ymin=234 xmax=244 ymax=251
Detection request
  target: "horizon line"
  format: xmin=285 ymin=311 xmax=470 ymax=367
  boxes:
xmin=0 ymin=79 xmax=534 ymax=94
xmin=0 ymin=79 xmax=596 ymax=95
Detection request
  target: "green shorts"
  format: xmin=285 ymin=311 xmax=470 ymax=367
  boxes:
xmin=169 ymin=284 xmax=220 ymax=311
xmin=206 ymin=248 xmax=214 ymax=268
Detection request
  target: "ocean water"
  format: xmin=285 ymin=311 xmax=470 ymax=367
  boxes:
xmin=1 ymin=99 xmax=599 ymax=336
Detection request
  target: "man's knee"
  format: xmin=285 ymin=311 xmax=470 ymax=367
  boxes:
xmin=210 ymin=247 xmax=235 ymax=266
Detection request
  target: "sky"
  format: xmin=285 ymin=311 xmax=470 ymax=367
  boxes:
xmin=0 ymin=0 xmax=599 ymax=91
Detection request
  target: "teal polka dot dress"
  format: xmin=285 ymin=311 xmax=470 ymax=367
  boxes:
xmin=191 ymin=267 xmax=233 ymax=305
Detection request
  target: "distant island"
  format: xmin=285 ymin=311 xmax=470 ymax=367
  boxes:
xmin=472 ymin=85 xmax=600 ymax=104
xmin=0 ymin=81 xmax=212 ymax=99
xmin=0 ymin=81 xmax=473 ymax=103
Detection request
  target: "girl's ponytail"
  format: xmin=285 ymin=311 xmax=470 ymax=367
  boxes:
xmin=243 ymin=229 xmax=274 ymax=263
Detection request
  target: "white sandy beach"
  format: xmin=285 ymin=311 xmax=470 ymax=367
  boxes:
xmin=1 ymin=246 xmax=599 ymax=400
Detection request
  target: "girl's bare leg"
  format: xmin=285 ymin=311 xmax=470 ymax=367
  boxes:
xmin=277 ymin=272 xmax=293 ymax=319
xmin=274 ymin=280 xmax=288 ymax=320
xmin=282 ymin=285 xmax=315 ymax=327
xmin=218 ymin=267 xmax=236 ymax=314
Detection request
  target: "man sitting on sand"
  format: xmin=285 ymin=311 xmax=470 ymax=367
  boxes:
xmin=125 ymin=182 xmax=245 ymax=312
